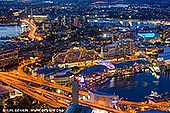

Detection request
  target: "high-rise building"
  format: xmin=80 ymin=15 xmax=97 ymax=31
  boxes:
xmin=73 ymin=17 xmax=79 ymax=27
xmin=0 ymin=49 xmax=19 ymax=68
xmin=72 ymin=80 xmax=79 ymax=104
xmin=88 ymin=90 xmax=119 ymax=108
xmin=63 ymin=16 xmax=72 ymax=26
xmin=30 ymin=8 xmax=34 ymax=22
xmin=102 ymin=38 xmax=135 ymax=59
xmin=63 ymin=16 xmax=66 ymax=26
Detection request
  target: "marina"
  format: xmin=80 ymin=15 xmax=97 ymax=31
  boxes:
xmin=94 ymin=70 xmax=170 ymax=102
xmin=0 ymin=0 xmax=169 ymax=112
xmin=89 ymin=45 xmax=170 ymax=102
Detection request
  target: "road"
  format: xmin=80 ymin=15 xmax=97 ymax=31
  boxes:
xmin=17 ymin=62 xmax=88 ymax=96
xmin=0 ymin=73 xmax=68 ymax=108
xmin=16 ymin=62 xmax=170 ymax=108
xmin=0 ymin=72 xmax=126 ymax=113
xmin=0 ymin=61 xmax=169 ymax=112
xmin=20 ymin=19 xmax=42 ymax=41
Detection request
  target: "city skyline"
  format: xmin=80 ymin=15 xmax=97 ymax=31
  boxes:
xmin=0 ymin=0 xmax=169 ymax=113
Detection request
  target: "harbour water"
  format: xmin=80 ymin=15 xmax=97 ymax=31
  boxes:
xmin=95 ymin=48 xmax=170 ymax=102
xmin=95 ymin=71 xmax=170 ymax=102
xmin=88 ymin=19 xmax=168 ymax=102
xmin=87 ymin=19 xmax=158 ymax=28
xmin=0 ymin=26 xmax=22 ymax=38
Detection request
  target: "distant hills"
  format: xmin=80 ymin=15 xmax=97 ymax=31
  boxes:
xmin=122 ymin=0 xmax=170 ymax=4
xmin=53 ymin=0 xmax=170 ymax=5
xmin=0 ymin=0 xmax=169 ymax=5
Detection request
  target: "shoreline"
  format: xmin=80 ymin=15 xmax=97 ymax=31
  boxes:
xmin=95 ymin=70 xmax=170 ymax=102
xmin=0 ymin=25 xmax=21 ymax=38
xmin=0 ymin=22 xmax=19 ymax=26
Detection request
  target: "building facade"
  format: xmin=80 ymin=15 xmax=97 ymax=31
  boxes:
xmin=103 ymin=38 xmax=135 ymax=59
xmin=0 ymin=49 xmax=18 ymax=68
xmin=88 ymin=90 xmax=119 ymax=108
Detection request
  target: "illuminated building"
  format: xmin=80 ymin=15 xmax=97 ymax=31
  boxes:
xmin=0 ymin=16 xmax=8 ymax=25
xmin=165 ymin=38 xmax=170 ymax=46
xmin=52 ymin=47 xmax=102 ymax=68
xmin=0 ymin=49 xmax=18 ymax=67
xmin=31 ymin=66 xmax=74 ymax=85
xmin=0 ymin=84 xmax=15 ymax=100
xmin=65 ymin=104 xmax=92 ymax=113
xmin=103 ymin=38 xmax=135 ymax=59
xmin=52 ymin=72 xmax=74 ymax=85
xmin=28 ymin=15 xmax=48 ymax=23
xmin=100 ymin=60 xmax=115 ymax=69
xmin=78 ymin=65 xmax=109 ymax=90
xmin=0 ymin=84 xmax=22 ymax=100
xmin=88 ymin=90 xmax=119 ymax=108
xmin=74 ymin=17 xmax=79 ymax=27
xmin=21 ymin=22 xmax=30 ymax=33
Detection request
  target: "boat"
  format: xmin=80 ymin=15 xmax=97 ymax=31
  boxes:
xmin=153 ymin=66 xmax=161 ymax=74
xmin=149 ymin=66 xmax=160 ymax=75
xmin=145 ymin=91 xmax=170 ymax=103
xmin=150 ymin=91 xmax=159 ymax=97
xmin=145 ymin=91 xmax=163 ymax=103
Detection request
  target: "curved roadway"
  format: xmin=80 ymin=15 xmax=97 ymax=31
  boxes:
xmin=0 ymin=72 xmax=126 ymax=113
xmin=20 ymin=19 xmax=42 ymax=41
xmin=0 ymin=62 xmax=169 ymax=112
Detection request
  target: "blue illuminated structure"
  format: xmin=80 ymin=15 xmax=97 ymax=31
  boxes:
xmin=137 ymin=32 xmax=160 ymax=41
xmin=137 ymin=33 xmax=156 ymax=38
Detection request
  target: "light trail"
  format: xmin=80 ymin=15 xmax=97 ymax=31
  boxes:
xmin=0 ymin=62 xmax=169 ymax=112
xmin=20 ymin=19 xmax=42 ymax=41
xmin=0 ymin=73 xmax=127 ymax=113
xmin=0 ymin=74 xmax=68 ymax=108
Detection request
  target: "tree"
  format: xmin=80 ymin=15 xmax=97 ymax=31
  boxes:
xmin=23 ymin=66 xmax=29 ymax=73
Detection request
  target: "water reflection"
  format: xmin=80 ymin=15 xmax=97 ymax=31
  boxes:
xmin=95 ymin=72 xmax=170 ymax=102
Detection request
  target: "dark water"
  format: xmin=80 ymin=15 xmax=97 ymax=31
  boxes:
xmin=0 ymin=26 xmax=21 ymax=37
xmin=94 ymin=46 xmax=170 ymax=102
xmin=95 ymin=71 xmax=170 ymax=102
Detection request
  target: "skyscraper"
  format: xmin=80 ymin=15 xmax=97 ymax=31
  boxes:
xmin=72 ymin=80 xmax=79 ymax=104
xmin=73 ymin=17 xmax=79 ymax=27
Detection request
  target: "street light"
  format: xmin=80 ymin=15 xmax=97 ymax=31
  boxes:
xmin=56 ymin=89 xmax=61 ymax=94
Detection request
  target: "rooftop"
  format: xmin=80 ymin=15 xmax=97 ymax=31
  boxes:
xmin=113 ymin=60 xmax=149 ymax=68
xmin=0 ymin=84 xmax=14 ymax=95
xmin=36 ymin=67 xmax=73 ymax=77
xmin=89 ymin=90 xmax=117 ymax=97
xmin=137 ymin=110 xmax=167 ymax=113
xmin=65 ymin=104 xmax=92 ymax=113
xmin=79 ymin=65 xmax=108 ymax=76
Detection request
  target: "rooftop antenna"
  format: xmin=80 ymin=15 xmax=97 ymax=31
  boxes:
xmin=30 ymin=1 xmax=34 ymax=22
xmin=30 ymin=8 xmax=33 ymax=22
